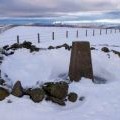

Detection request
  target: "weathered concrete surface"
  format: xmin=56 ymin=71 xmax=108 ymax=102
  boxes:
xmin=69 ymin=41 xmax=94 ymax=81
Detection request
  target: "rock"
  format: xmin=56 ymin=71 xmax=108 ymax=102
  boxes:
xmin=43 ymin=81 xmax=68 ymax=100
xmin=30 ymin=45 xmax=40 ymax=52
xmin=0 ymin=87 xmax=9 ymax=101
xmin=0 ymin=79 xmax=5 ymax=85
xmin=3 ymin=45 xmax=9 ymax=50
xmin=112 ymin=50 xmax=120 ymax=57
xmin=46 ymin=96 xmax=66 ymax=106
xmin=101 ymin=47 xmax=110 ymax=53
xmin=4 ymin=51 xmax=14 ymax=56
xmin=29 ymin=88 xmax=45 ymax=103
xmin=91 ymin=47 xmax=96 ymax=50
xmin=11 ymin=81 xmax=24 ymax=97
xmin=10 ymin=43 xmax=20 ymax=50
xmin=68 ymin=92 xmax=78 ymax=102
xmin=56 ymin=44 xmax=70 ymax=50
xmin=70 ymin=46 xmax=72 ymax=50
xmin=22 ymin=41 xmax=32 ymax=49
xmin=48 ymin=46 xmax=55 ymax=50
xmin=56 ymin=45 xmax=62 ymax=49
xmin=8 ymin=51 xmax=14 ymax=55
xmin=62 ymin=43 xmax=70 ymax=50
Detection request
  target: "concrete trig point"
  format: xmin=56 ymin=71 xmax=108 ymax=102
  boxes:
xmin=69 ymin=41 xmax=94 ymax=81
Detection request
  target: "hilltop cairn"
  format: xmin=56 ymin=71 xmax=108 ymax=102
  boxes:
xmin=0 ymin=43 xmax=80 ymax=106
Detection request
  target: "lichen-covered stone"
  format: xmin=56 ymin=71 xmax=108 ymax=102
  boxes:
xmin=43 ymin=81 xmax=68 ymax=100
xmin=68 ymin=92 xmax=78 ymax=102
xmin=0 ymin=87 xmax=9 ymax=101
xmin=29 ymin=88 xmax=45 ymax=103
xmin=11 ymin=81 xmax=24 ymax=97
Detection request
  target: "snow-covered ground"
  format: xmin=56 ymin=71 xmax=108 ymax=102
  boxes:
xmin=0 ymin=26 xmax=120 ymax=120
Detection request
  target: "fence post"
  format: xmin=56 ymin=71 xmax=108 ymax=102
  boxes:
xmin=76 ymin=30 xmax=79 ymax=38
xmin=66 ymin=31 xmax=68 ymax=38
xmin=106 ymin=29 xmax=107 ymax=34
xmin=110 ymin=29 xmax=112 ymax=34
xmin=52 ymin=32 xmax=54 ymax=40
xmin=0 ymin=70 xmax=1 ymax=78
xmin=38 ymin=33 xmax=40 ymax=43
xmin=17 ymin=35 xmax=19 ymax=44
xmin=93 ymin=29 xmax=95 ymax=36
xmin=100 ymin=29 xmax=102 ymax=35
xmin=85 ymin=30 xmax=88 ymax=37
xmin=69 ymin=41 xmax=94 ymax=81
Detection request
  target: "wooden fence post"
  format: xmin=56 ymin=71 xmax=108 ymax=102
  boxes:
xmin=106 ymin=29 xmax=107 ymax=34
xmin=69 ymin=41 xmax=94 ymax=82
xmin=86 ymin=30 xmax=88 ymax=37
xmin=17 ymin=35 xmax=19 ymax=44
xmin=38 ymin=33 xmax=40 ymax=43
xmin=66 ymin=31 xmax=68 ymax=38
xmin=52 ymin=32 xmax=54 ymax=40
xmin=0 ymin=70 xmax=1 ymax=78
xmin=110 ymin=29 xmax=112 ymax=34
xmin=100 ymin=29 xmax=102 ymax=35
xmin=76 ymin=30 xmax=79 ymax=38
xmin=93 ymin=29 xmax=95 ymax=36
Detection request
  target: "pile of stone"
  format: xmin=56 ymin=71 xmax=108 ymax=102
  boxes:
xmin=2 ymin=41 xmax=40 ymax=56
xmin=48 ymin=43 xmax=71 ymax=51
xmin=101 ymin=47 xmax=120 ymax=58
xmin=0 ymin=80 xmax=78 ymax=106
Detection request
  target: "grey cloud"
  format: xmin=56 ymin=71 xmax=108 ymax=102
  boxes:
xmin=0 ymin=0 xmax=119 ymax=17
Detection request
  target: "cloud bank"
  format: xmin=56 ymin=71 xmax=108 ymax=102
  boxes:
xmin=0 ymin=0 xmax=120 ymax=17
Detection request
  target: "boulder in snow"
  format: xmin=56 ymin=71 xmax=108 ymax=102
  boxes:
xmin=68 ymin=92 xmax=78 ymax=102
xmin=11 ymin=81 xmax=24 ymax=97
xmin=43 ymin=81 xmax=68 ymax=100
xmin=101 ymin=47 xmax=110 ymax=53
xmin=0 ymin=87 xmax=9 ymax=101
xmin=29 ymin=88 xmax=45 ymax=103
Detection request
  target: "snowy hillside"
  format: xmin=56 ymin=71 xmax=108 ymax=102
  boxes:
xmin=0 ymin=26 xmax=120 ymax=120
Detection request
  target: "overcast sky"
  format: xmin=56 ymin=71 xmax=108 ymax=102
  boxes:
xmin=0 ymin=0 xmax=120 ymax=17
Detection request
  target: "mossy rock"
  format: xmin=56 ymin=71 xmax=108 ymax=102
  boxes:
xmin=10 ymin=43 xmax=20 ymax=50
xmin=68 ymin=92 xmax=78 ymax=102
xmin=29 ymin=88 xmax=45 ymax=103
xmin=22 ymin=41 xmax=32 ymax=49
xmin=0 ymin=87 xmax=9 ymax=101
xmin=43 ymin=81 xmax=68 ymax=100
xmin=11 ymin=81 xmax=24 ymax=97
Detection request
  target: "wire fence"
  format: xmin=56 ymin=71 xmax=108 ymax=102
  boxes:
xmin=0 ymin=27 xmax=120 ymax=45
